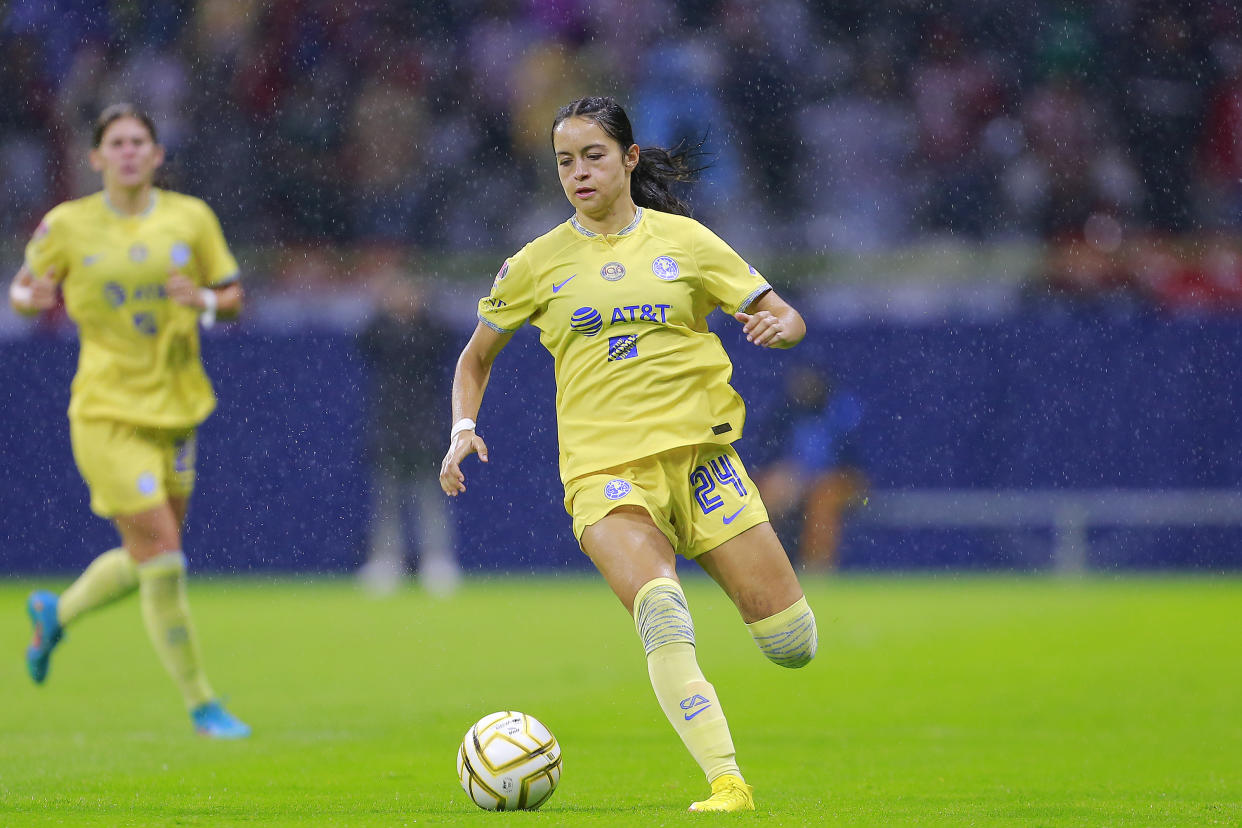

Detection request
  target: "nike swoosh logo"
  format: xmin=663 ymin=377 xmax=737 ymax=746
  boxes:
xmin=552 ymin=275 xmax=576 ymax=293
xmin=684 ymin=704 xmax=712 ymax=721
xmin=722 ymin=505 xmax=747 ymax=525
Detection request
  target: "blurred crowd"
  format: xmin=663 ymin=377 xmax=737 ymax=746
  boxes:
xmin=2 ymin=0 xmax=1242 ymax=308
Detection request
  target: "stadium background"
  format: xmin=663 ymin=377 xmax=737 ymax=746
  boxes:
xmin=3 ymin=0 xmax=1241 ymax=574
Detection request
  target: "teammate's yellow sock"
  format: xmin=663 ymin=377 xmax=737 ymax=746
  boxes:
xmin=137 ymin=552 xmax=213 ymax=710
xmin=57 ymin=547 xmax=138 ymax=627
xmin=634 ymin=578 xmax=742 ymax=783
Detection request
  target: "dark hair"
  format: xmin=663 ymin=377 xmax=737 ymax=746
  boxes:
xmin=552 ymin=96 xmax=709 ymax=218
xmin=92 ymin=103 xmax=158 ymax=148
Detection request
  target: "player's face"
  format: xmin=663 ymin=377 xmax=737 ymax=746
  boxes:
xmin=89 ymin=117 xmax=164 ymax=190
xmin=553 ymin=117 xmax=639 ymax=220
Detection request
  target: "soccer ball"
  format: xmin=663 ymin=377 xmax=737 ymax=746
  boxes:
xmin=457 ymin=710 xmax=562 ymax=811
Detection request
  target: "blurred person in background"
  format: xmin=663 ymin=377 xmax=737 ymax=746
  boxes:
xmin=440 ymin=96 xmax=816 ymax=813
xmin=8 ymin=104 xmax=249 ymax=739
xmin=754 ymin=365 xmax=867 ymax=573
xmin=356 ymin=247 xmax=460 ymax=596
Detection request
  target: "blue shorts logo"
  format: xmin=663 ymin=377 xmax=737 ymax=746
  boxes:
xmin=603 ymin=479 xmax=632 ymax=500
xmin=137 ymin=472 xmax=157 ymax=496
xmin=652 ymin=256 xmax=679 ymax=281
xmin=571 ymin=306 xmax=604 ymax=336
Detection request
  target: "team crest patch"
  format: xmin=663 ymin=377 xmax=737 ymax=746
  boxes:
xmin=492 ymin=260 xmax=510 ymax=288
xmin=137 ymin=472 xmax=157 ymax=496
xmin=129 ymin=243 xmax=148 ymax=263
xmin=600 ymin=261 xmax=626 ymax=281
xmin=571 ymin=306 xmax=604 ymax=336
xmin=603 ymin=479 xmax=632 ymax=500
xmin=652 ymin=256 xmax=679 ymax=281
xmin=171 ymin=242 xmax=192 ymax=267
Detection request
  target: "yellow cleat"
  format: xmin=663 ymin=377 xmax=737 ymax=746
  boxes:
xmin=688 ymin=773 xmax=756 ymax=813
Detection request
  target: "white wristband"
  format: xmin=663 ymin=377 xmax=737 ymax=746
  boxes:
xmin=199 ymin=288 xmax=217 ymax=329
xmin=10 ymin=282 xmax=33 ymax=306
xmin=450 ymin=418 xmax=476 ymax=439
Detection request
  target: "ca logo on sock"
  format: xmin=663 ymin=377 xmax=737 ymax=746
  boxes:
xmin=680 ymin=694 xmax=712 ymax=721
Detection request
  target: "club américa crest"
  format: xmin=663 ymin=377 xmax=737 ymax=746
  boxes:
xmin=603 ymin=479 xmax=632 ymax=500
xmin=651 ymin=256 xmax=679 ymax=281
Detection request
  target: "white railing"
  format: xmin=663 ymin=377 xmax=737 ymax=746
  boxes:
xmin=854 ymin=489 xmax=1242 ymax=571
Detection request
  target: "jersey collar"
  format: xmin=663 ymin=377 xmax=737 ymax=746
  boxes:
xmin=571 ymin=207 xmax=644 ymax=239
xmin=103 ymin=189 xmax=159 ymax=218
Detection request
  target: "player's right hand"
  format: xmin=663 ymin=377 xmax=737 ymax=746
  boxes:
xmin=440 ymin=431 xmax=489 ymax=496
xmin=9 ymin=266 xmax=58 ymax=314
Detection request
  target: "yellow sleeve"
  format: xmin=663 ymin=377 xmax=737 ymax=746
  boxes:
xmin=476 ymin=251 xmax=537 ymax=333
xmin=193 ymin=200 xmax=240 ymax=287
xmin=23 ymin=210 xmax=69 ymax=283
xmin=691 ymin=221 xmax=771 ymax=314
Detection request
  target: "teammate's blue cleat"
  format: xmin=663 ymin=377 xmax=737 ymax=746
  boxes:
xmin=192 ymin=700 xmax=251 ymax=739
xmin=26 ymin=590 xmax=63 ymax=685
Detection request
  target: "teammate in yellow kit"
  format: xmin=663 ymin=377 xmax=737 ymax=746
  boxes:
xmin=9 ymin=104 xmax=249 ymax=738
xmin=440 ymin=97 xmax=816 ymax=811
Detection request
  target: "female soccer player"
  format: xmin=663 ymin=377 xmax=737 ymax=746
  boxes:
xmin=440 ymin=96 xmax=816 ymax=811
xmin=10 ymin=104 xmax=250 ymax=738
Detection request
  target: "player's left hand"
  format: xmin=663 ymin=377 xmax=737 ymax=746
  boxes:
xmin=440 ymin=430 xmax=489 ymax=496
xmin=735 ymin=310 xmax=792 ymax=348
xmin=167 ymin=271 xmax=203 ymax=309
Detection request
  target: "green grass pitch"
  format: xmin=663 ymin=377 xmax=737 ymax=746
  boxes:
xmin=1 ymin=574 xmax=1239 ymax=826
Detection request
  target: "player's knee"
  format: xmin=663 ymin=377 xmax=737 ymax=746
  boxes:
xmin=632 ymin=577 xmax=695 ymax=655
xmin=747 ymin=596 xmax=817 ymax=668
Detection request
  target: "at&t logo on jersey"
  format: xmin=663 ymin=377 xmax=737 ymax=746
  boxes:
xmin=571 ymin=307 xmax=603 ymax=336
xmin=610 ymin=303 xmax=671 ymax=324
xmin=651 ymin=256 xmax=679 ymax=281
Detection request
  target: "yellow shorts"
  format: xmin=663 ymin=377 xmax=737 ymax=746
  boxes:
xmin=565 ymin=443 xmax=769 ymax=560
xmin=69 ymin=418 xmax=197 ymax=518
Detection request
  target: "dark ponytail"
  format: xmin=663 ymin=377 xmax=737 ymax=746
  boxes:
xmin=553 ymin=96 xmax=710 ymax=218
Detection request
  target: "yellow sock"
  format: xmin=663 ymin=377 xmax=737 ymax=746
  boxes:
xmin=746 ymin=595 xmax=818 ymax=668
xmin=634 ymin=578 xmax=742 ymax=783
xmin=648 ymin=643 xmax=741 ymax=782
xmin=137 ymin=552 xmax=213 ymax=710
xmin=57 ymin=547 xmax=138 ymax=627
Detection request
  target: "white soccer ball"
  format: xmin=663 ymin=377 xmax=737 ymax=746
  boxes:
xmin=457 ymin=710 xmax=562 ymax=811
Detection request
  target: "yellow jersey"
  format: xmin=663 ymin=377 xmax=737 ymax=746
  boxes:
xmin=478 ymin=208 xmax=771 ymax=483
xmin=24 ymin=189 xmax=239 ymax=428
